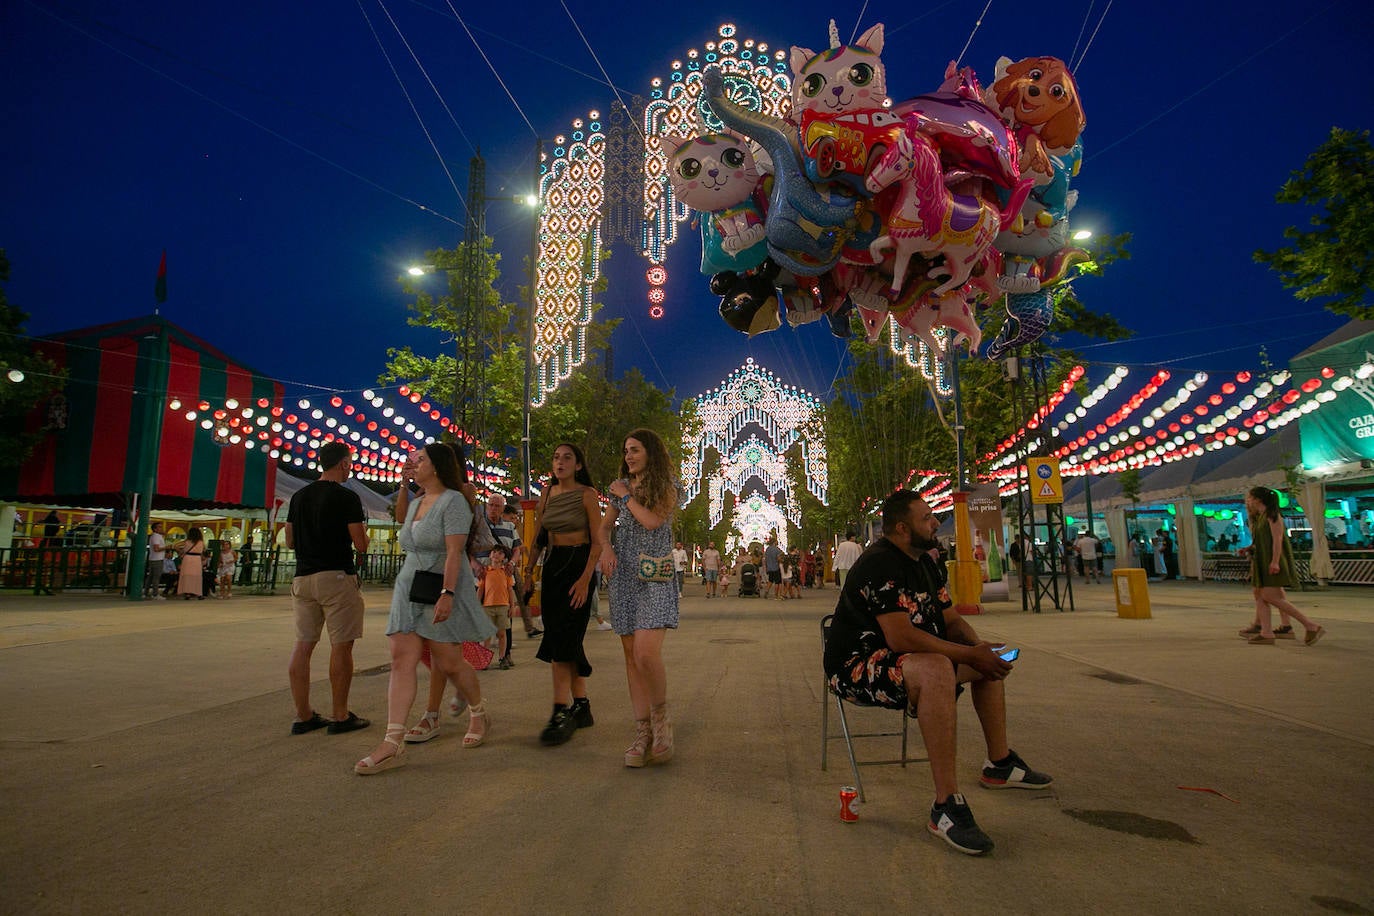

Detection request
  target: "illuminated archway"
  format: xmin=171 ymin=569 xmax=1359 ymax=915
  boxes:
xmin=683 ymin=358 xmax=827 ymax=549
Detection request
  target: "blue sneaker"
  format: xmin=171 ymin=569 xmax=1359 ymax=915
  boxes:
xmin=928 ymin=794 xmax=994 ymax=855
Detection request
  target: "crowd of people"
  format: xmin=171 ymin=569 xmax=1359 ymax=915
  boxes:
xmin=271 ymin=443 xmax=1338 ymax=858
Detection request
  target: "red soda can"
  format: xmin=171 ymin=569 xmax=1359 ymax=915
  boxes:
xmin=839 ymin=786 xmax=859 ymax=822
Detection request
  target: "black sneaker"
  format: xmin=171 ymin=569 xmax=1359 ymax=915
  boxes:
xmin=325 ymin=712 xmax=371 ymax=735
xmin=539 ymin=706 xmax=577 ymax=746
xmin=570 ymin=698 xmax=594 ymax=728
xmin=527 ymin=628 xmax=543 ymax=639
xmin=928 ymin=793 xmax=994 ymax=855
xmin=290 ymin=712 xmax=330 ymax=735
xmin=979 ymin=749 xmax=1053 ymax=789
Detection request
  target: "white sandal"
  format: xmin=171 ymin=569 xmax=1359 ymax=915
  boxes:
xmin=463 ymin=702 xmax=490 ymax=748
xmin=355 ymin=724 xmax=407 ymax=775
xmin=404 ymin=711 xmax=441 ymax=743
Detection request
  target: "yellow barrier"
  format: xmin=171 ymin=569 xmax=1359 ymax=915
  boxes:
xmin=1112 ymin=567 xmax=1152 ymax=619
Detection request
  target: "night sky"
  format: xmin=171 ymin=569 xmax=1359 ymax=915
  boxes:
xmin=5 ymin=0 xmax=1372 ymax=433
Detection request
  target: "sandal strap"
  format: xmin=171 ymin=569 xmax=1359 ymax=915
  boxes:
xmin=467 ymin=702 xmax=486 ymax=718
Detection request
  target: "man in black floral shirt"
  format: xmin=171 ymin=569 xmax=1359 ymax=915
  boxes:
xmin=823 ymin=490 xmax=1052 ymax=856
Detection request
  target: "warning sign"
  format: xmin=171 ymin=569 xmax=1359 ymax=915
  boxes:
xmin=1028 ymin=458 xmax=1063 ymax=505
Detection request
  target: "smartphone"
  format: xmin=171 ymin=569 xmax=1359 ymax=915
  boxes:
xmin=998 ymin=647 xmax=1020 ymax=662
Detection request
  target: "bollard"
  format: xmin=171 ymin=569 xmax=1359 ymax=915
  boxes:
xmin=1112 ymin=567 xmax=1151 ymax=619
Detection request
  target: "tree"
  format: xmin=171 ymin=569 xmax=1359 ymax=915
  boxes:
xmin=381 ymin=240 xmax=680 ymax=493
xmin=0 ymin=250 xmax=65 ymax=468
xmin=1254 ymin=128 xmax=1374 ymax=320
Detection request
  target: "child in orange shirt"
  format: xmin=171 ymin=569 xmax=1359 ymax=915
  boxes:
xmin=478 ymin=546 xmax=515 ymax=669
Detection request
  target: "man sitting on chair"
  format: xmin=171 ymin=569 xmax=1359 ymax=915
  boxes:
xmin=822 ymin=489 xmax=1052 ymax=856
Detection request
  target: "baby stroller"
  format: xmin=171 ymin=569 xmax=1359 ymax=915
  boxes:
xmin=737 ymin=563 xmax=760 ymax=598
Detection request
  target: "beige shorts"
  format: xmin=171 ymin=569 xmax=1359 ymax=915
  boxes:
xmin=292 ymin=571 xmax=365 ymax=644
xmin=483 ymin=604 xmax=511 ymax=631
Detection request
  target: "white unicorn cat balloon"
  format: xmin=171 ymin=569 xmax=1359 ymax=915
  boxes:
xmin=789 ymin=21 xmax=886 ymax=120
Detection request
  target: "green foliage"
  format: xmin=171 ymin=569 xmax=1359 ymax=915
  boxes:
xmin=381 ymin=241 xmax=679 ymax=494
xmin=535 ymin=364 xmax=678 ymax=493
xmin=1254 ymin=128 xmax=1374 ymax=320
xmin=0 ymin=250 xmax=66 ymax=468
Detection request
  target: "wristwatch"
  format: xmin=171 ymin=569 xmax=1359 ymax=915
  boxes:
xmin=439 ymin=588 xmax=455 ymax=598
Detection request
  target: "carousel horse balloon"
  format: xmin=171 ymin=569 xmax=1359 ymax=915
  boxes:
xmin=864 ymin=118 xmax=1013 ymax=299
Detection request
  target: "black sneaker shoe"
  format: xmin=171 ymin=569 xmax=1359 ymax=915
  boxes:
xmin=290 ymin=712 xmax=330 ymax=735
xmin=527 ymin=628 xmax=543 ymax=639
xmin=570 ymin=698 xmax=594 ymax=728
xmin=928 ymin=793 xmax=994 ymax=855
xmin=325 ymin=712 xmax=371 ymax=735
xmin=539 ymin=705 xmax=577 ymax=746
xmin=979 ymin=749 xmax=1053 ymax=789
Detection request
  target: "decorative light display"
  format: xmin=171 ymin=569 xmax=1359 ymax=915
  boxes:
xmin=534 ymin=114 xmax=605 ymax=405
xmin=641 ymin=23 xmax=791 ymax=315
xmin=889 ymin=324 xmax=954 ymax=398
xmin=167 ymin=385 xmax=515 ymax=490
xmin=728 ymin=493 xmax=792 ymax=553
xmin=683 ymin=359 xmax=827 ymax=545
xmin=984 ymin=365 xmax=1087 ymax=468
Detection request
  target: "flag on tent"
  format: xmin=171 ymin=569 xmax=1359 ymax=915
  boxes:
xmin=155 ymin=250 xmax=167 ymax=304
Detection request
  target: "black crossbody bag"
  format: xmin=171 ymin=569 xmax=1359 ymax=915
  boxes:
xmin=408 ymin=570 xmax=445 ymax=605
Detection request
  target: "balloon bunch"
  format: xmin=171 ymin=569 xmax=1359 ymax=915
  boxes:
xmin=668 ymin=20 xmax=1088 ymax=358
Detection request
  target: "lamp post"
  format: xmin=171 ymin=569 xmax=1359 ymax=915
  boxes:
xmin=521 ymin=139 xmax=543 ymax=499
xmin=406 ymin=162 xmax=541 ymax=495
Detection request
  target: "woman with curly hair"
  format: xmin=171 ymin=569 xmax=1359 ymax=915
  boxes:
xmin=1240 ymin=486 xmax=1325 ymax=646
xmin=598 ymin=428 xmax=681 ymax=767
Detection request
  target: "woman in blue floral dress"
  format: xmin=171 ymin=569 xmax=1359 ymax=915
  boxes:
xmin=599 ymin=428 xmax=680 ymax=767
xmin=354 ymin=443 xmax=495 ymax=775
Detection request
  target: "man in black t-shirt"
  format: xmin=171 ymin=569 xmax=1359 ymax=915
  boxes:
xmin=823 ymin=490 xmax=1052 ymax=856
xmin=284 ymin=441 xmax=371 ymax=737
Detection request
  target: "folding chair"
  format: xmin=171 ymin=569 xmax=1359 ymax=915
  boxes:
xmin=820 ymin=613 xmax=926 ymax=802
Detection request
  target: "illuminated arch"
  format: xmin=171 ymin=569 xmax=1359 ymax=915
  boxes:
xmin=682 ymin=359 xmax=827 ymax=547
xmin=639 ymin=24 xmax=792 ymax=312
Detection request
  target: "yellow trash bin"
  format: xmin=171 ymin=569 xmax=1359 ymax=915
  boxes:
xmin=1113 ymin=568 xmax=1151 ymax=619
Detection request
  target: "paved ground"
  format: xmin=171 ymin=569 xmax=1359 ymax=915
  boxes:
xmin=1 ymin=576 xmax=1371 ymax=915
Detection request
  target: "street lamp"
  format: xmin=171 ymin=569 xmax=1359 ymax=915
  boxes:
xmin=404 ymin=175 xmax=541 ymax=496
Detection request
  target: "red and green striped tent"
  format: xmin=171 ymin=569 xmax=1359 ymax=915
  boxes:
xmin=1 ymin=316 xmax=281 ymax=510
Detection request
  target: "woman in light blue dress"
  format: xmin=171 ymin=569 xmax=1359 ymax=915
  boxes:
xmin=599 ymin=428 xmax=681 ymax=768
xmin=355 ymin=443 xmax=495 ymax=775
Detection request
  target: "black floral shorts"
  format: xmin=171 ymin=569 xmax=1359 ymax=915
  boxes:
xmin=827 ymin=643 xmax=960 ymax=712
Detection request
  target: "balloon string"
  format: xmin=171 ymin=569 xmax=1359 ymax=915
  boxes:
xmin=357 ymin=0 xmax=467 ymax=216
xmin=1069 ymin=0 xmax=1114 ymax=71
xmin=848 ymin=1 xmax=873 ymax=44
xmin=954 ymin=0 xmax=995 ymax=68
xmin=1068 ymin=0 xmax=1096 ymax=69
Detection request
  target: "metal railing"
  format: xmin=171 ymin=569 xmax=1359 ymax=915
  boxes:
xmin=0 ymin=546 xmax=133 ymax=594
xmin=0 ymin=546 xmax=410 ymax=596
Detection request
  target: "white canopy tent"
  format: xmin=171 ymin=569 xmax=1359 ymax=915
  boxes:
xmin=273 ymin=472 xmax=396 ymax=522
